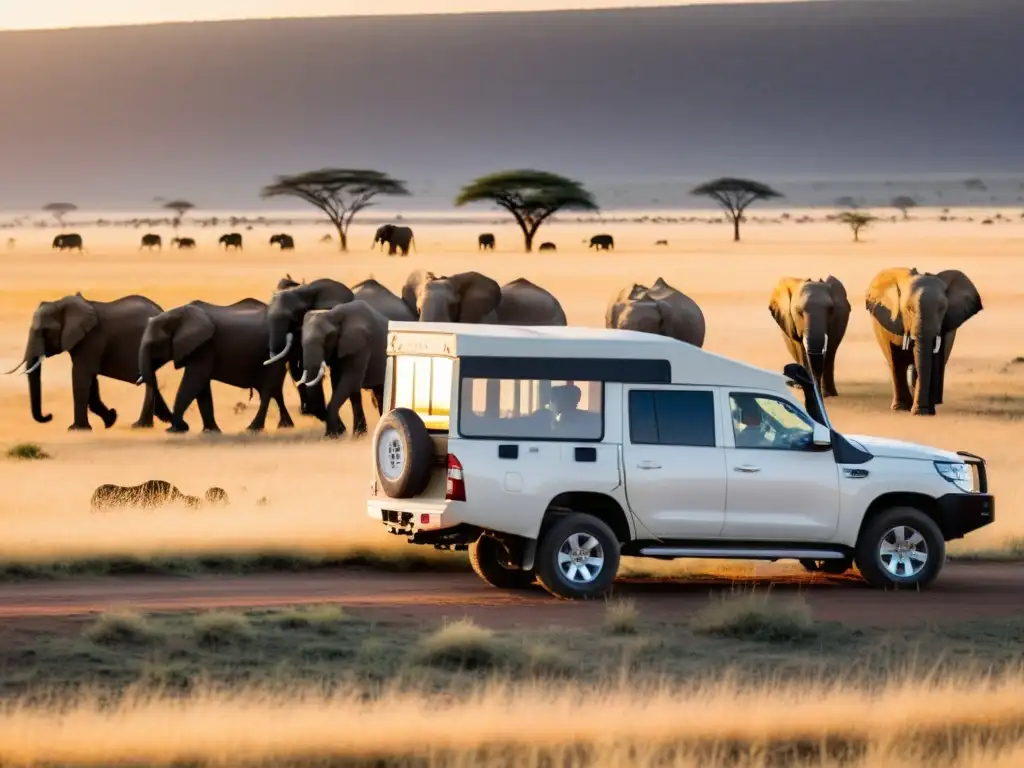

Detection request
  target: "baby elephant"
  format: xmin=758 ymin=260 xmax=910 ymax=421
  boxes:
xmin=91 ymin=480 xmax=229 ymax=510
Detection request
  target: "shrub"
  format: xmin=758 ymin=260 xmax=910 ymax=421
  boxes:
xmin=193 ymin=612 xmax=252 ymax=648
xmin=415 ymin=619 xmax=518 ymax=671
xmin=268 ymin=605 xmax=346 ymax=631
xmin=84 ymin=612 xmax=160 ymax=646
xmin=7 ymin=443 xmax=50 ymax=460
xmin=605 ymin=598 xmax=640 ymax=635
xmin=692 ymin=591 xmax=816 ymax=643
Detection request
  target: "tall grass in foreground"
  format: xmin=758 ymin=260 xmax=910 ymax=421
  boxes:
xmin=5 ymin=675 xmax=1024 ymax=766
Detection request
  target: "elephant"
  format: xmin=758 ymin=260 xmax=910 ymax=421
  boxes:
xmin=478 ymin=233 xmax=496 ymax=250
xmin=655 ymin=240 xmax=669 ymax=247
xmin=270 ymin=234 xmax=295 ymax=250
xmin=538 ymin=242 xmax=557 ymax=252
xmin=171 ymin=237 xmax=196 ymax=249
xmin=402 ymin=270 xmax=567 ymax=325
xmin=865 ymin=267 xmax=983 ymax=415
xmin=589 ymin=234 xmax=615 ymax=251
xmin=297 ymin=301 xmax=388 ymax=438
xmin=768 ymin=276 xmax=851 ymax=398
xmin=52 ymin=233 xmax=83 ymax=252
xmin=219 ymin=233 xmax=243 ymax=250
xmin=264 ymin=278 xmax=355 ymax=419
xmin=138 ymin=298 xmax=293 ymax=433
xmin=606 ymin=277 xmax=706 ymax=347
xmin=373 ymin=224 xmax=416 ymax=256
xmin=12 ymin=293 xmax=173 ymax=430
xmin=140 ymin=234 xmax=162 ymax=251
xmin=353 ymin=278 xmax=418 ymax=322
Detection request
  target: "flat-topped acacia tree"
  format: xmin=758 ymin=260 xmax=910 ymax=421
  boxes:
xmin=261 ymin=169 xmax=410 ymax=252
xmin=162 ymin=200 xmax=195 ymax=234
xmin=691 ymin=178 xmax=783 ymax=242
xmin=43 ymin=202 xmax=77 ymax=230
xmin=455 ymin=170 xmax=598 ymax=252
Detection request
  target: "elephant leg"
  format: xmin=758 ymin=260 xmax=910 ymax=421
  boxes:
xmin=132 ymin=384 xmax=157 ymax=429
xmin=245 ymin=390 xmax=272 ymax=432
xmin=889 ymin=344 xmax=914 ymax=411
xmin=823 ymin=344 xmax=840 ymax=398
xmin=350 ymin=391 xmax=369 ymax=436
xmin=196 ymin=383 xmax=221 ymax=434
xmin=371 ymin=386 xmax=384 ymax=416
xmin=88 ymin=378 xmax=118 ymax=429
xmin=324 ymin=366 xmax=348 ymax=439
xmin=153 ymin=387 xmax=174 ymax=424
xmin=275 ymin=388 xmax=294 ymax=429
xmin=68 ymin=364 xmax=97 ymax=430
xmin=168 ymin=365 xmax=208 ymax=433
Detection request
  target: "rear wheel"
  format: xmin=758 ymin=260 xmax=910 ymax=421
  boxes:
xmin=535 ymin=513 xmax=620 ymax=600
xmin=855 ymin=507 xmax=945 ymax=589
xmin=469 ymin=536 xmax=535 ymax=591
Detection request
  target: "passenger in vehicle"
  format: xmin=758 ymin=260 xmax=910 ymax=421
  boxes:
xmin=549 ymin=384 xmax=601 ymax=438
xmin=732 ymin=395 xmax=769 ymax=448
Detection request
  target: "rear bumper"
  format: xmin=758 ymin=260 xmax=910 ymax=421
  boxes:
xmin=367 ymin=498 xmax=455 ymax=534
xmin=936 ymin=493 xmax=994 ymax=540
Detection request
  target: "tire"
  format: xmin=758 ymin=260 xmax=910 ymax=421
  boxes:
xmin=855 ymin=507 xmax=945 ymax=589
xmin=469 ymin=536 xmax=536 ymax=591
xmin=800 ymin=557 xmax=853 ymax=575
xmin=373 ymin=408 xmax=434 ymax=499
xmin=535 ymin=513 xmax=620 ymax=600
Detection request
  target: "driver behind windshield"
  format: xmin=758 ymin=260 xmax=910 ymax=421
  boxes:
xmin=732 ymin=394 xmax=769 ymax=448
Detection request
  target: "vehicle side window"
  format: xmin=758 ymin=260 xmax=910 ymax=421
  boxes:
xmin=729 ymin=393 xmax=814 ymax=451
xmin=459 ymin=377 xmax=603 ymax=441
xmin=629 ymin=390 xmax=716 ymax=447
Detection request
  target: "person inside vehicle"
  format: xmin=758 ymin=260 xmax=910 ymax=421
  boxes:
xmin=732 ymin=394 xmax=770 ymax=448
xmin=548 ymin=383 xmax=599 ymax=437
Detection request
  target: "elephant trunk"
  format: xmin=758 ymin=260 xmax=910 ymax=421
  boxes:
xmin=28 ymin=359 xmax=52 ymax=424
xmin=802 ymin=319 xmax=828 ymax=392
xmin=299 ymin=341 xmax=328 ymax=420
xmin=913 ymin=333 xmax=939 ymax=415
xmin=266 ymin=316 xmax=293 ymax=365
xmin=137 ymin=336 xmax=164 ymax=390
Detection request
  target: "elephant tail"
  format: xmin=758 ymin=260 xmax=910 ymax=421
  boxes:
xmin=248 ymin=388 xmax=254 ymax=402
xmin=411 ymin=237 xmax=418 ymax=253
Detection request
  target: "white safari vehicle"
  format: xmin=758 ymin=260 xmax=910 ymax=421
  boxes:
xmin=368 ymin=324 xmax=993 ymax=599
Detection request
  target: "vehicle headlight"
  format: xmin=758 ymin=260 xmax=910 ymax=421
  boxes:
xmin=935 ymin=461 xmax=973 ymax=493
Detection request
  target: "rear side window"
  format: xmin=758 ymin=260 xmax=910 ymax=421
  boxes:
xmin=459 ymin=378 xmax=603 ymax=440
xmin=629 ymin=390 xmax=716 ymax=447
xmin=392 ymin=355 xmax=453 ymax=432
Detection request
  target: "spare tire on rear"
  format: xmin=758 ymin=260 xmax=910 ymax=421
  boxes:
xmin=374 ymin=408 xmax=434 ymax=499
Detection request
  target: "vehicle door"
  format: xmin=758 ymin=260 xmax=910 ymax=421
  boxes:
xmin=721 ymin=389 xmax=840 ymax=541
xmin=621 ymin=385 xmax=727 ymax=538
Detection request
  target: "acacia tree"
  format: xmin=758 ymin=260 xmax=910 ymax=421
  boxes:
xmin=261 ymin=169 xmax=409 ymax=252
xmin=691 ymin=178 xmax=782 ymax=242
xmin=162 ymin=199 xmax=195 ymax=235
xmin=43 ymin=202 xmax=77 ymax=230
xmin=891 ymin=195 xmax=917 ymax=220
xmin=455 ymin=170 xmax=598 ymax=252
xmin=838 ymin=211 xmax=875 ymax=243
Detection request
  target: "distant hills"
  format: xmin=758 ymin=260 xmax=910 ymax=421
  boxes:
xmin=0 ymin=0 xmax=1021 ymax=211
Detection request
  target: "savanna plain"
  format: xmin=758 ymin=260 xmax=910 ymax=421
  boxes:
xmin=1 ymin=212 xmax=1023 ymax=767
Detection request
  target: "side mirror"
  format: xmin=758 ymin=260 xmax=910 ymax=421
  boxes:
xmin=812 ymin=423 xmax=832 ymax=448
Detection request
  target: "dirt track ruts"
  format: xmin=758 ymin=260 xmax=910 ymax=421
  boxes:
xmin=0 ymin=563 xmax=1022 ymax=628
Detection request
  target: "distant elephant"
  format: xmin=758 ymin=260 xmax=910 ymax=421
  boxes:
xmin=353 ymin=278 xmax=418 ymax=322
xmin=298 ymin=301 xmax=388 ymax=438
xmin=373 ymin=224 xmax=416 ymax=256
xmin=589 ymin=234 xmax=614 ymax=251
xmin=403 ymin=270 xmax=567 ymax=325
xmin=139 ymin=298 xmax=292 ymax=433
xmin=52 ymin=233 xmax=83 ymax=252
xmin=265 ymin=278 xmax=355 ymax=419
xmin=12 ymin=293 xmax=172 ymax=430
xmin=219 ymin=233 xmax=243 ymax=251
xmin=655 ymin=240 xmax=669 ymax=247
xmin=171 ymin=237 xmax=197 ymax=249
xmin=865 ymin=267 xmax=983 ymax=415
xmin=606 ymin=277 xmax=705 ymax=347
xmin=769 ymin=276 xmax=851 ymax=398
xmin=270 ymin=234 xmax=295 ymax=250
xmin=478 ymin=233 xmax=496 ymax=250
xmin=140 ymin=234 xmax=162 ymax=251
xmin=538 ymin=242 xmax=557 ymax=252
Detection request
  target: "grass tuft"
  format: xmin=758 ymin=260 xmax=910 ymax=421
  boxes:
xmin=6 ymin=443 xmax=50 ymax=460
xmin=83 ymin=612 xmax=161 ymax=647
xmin=692 ymin=591 xmax=816 ymax=643
xmin=604 ymin=598 xmax=640 ymax=635
xmin=265 ymin=605 xmax=346 ymax=631
xmin=193 ymin=612 xmax=253 ymax=649
xmin=415 ymin=619 xmax=518 ymax=671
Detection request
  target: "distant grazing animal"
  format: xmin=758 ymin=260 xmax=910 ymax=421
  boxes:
xmin=589 ymin=234 xmax=615 ymax=251
xmin=219 ymin=233 xmax=243 ymax=251
xmin=769 ymin=276 xmax=851 ymax=398
xmin=606 ymin=277 xmax=705 ymax=347
xmin=373 ymin=224 xmax=415 ymax=256
xmin=319 ymin=234 xmax=333 ymax=244
xmin=90 ymin=480 xmax=230 ymax=511
xmin=171 ymin=237 xmax=196 ymax=249
xmin=52 ymin=233 xmax=83 ymax=252
xmin=538 ymin=242 xmax=557 ymax=252
xmin=6 ymin=238 xmax=15 ymax=250
xmin=270 ymin=233 xmax=295 ymax=250
xmin=478 ymin=233 xmax=496 ymax=250
xmin=140 ymin=234 xmax=162 ymax=251
xmin=655 ymin=240 xmax=669 ymax=246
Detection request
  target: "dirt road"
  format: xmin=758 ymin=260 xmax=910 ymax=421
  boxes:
xmin=0 ymin=563 xmax=1021 ymax=628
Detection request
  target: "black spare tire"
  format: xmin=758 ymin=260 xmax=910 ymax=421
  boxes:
xmin=374 ymin=408 xmax=434 ymax=499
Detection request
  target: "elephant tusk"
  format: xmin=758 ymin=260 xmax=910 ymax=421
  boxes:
xmin=263 ymin=332 xmax=293 ymax=366
xmin=822 ymin=334 xmax=828 ymax=354
xmin=295 ymin=370 xmax=308 ymax=387
xmin=933 ymin=336 xmax=942 ymax=354
xmin=902 ymin=334 xmax=911 ymax=351
xmin=136 ymin=376 xmax=144 ymax=386
xmin=24 ymin=357 xmax=43 ymax=375
xmin=305 ymin=361 xmax=326 ymax=388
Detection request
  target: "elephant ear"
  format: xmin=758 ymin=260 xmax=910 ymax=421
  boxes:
xmin=864 ymin=268 xmax=909 ymax=336
xmin=402 ymin=270 xmax=434 ymax=317
xmin=334 ymin=314 xmax=373 ymax=358
xmin=825 ymin=275 xmax=851 ymax=314
xmin=768 ymin=278 xmax=798 ymax=339
xmin=450 ymin=272 xmax=502 ymax=323
xmin=172 ymin=306 xmax=216 ymax=367
xmin=60 ymin=295 xmax=99 ymax=351
xmin=939 ymin=270 xmax=983 ymax=332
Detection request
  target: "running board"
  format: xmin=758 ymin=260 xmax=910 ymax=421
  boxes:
xmin=639 ymin=547 xmax=847 ymax=560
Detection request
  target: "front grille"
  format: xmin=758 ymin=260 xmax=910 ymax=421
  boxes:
xmin=381 ymin=510 xmax=414 ymax=526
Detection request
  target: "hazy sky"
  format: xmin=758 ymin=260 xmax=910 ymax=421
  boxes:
xmin=1 ymin=0 xmax=819 ymax=31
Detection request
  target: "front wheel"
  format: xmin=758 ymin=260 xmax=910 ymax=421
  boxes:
xmin=469 ymin=536 xmax=536 ymax=591
xmin=535 ymin=513 xmax=620 ymax=600
xmin=855 ymin=507 xmax=945 ymax=589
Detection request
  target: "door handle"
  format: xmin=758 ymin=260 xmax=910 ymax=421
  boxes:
xmin=637 ymin=461 xmax=662 ymax=470
xmin=733 ymin=465 xmax=761 ymax=473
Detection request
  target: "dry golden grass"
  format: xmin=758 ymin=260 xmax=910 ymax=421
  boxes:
xmin=1 ymin=212 xmax=1021 ymax=569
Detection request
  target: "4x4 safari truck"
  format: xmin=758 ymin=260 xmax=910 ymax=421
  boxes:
xmin=368 ymin=324 xmax=993 ymax=599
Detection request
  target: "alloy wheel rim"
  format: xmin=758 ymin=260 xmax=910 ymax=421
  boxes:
xmin=879 ymin=525 xmax=929 ymax=579
xmin=377 ymin=427 xmax=404 ymax=481
xmin=556 ymin=532 xmax=605 ymax=584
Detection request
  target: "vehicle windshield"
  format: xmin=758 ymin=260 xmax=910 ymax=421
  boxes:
xmin=391 ymin=355 xmax=453 ymax=432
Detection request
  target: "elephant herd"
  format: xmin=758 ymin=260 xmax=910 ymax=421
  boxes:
xmin=9 ymin=265 xmax=982 ymax=439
